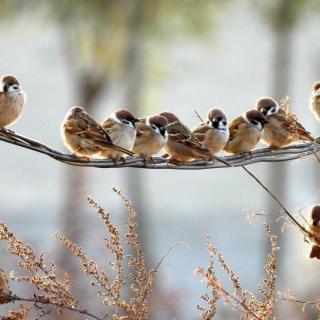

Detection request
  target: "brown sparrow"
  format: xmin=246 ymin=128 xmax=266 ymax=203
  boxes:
xmin=61 ymin=106 xmax=134 ymax=159
xmin=256 ymin=97 xmax=314 ymax=148
xmin=160 ymin=111 xmax=229 ymax=165
xmin=192 ymin=108 xmax=229 ymax=154
xmin=308 ymin=205 xmax=320 ymax=259
xmin=0 ymin=74 xmax=27 ymax=128
xmin=224 ymin=110 xmax=268 ymax=154
xmin=132 ymin=115 xmax=168 ymax=160
xmin=99 ymin=109 xmax=138 ymax=160
xmin=310 ymin=81 xmax=320 ymax=122
xmin=0 ymin=268 xmax=10 ymax=304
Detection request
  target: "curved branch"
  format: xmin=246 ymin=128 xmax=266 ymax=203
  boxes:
xmin=0 ymin=130 xmax=319 ymax=169
xmin=7 ymin=295 xmax=104 ymax=320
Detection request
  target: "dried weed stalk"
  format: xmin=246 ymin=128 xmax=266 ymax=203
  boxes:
xmin=197 ymin=223 xmax=278 ymax=320
xmin=278 ymin=289 xmax=320 ymax=318
xmin=0 ymin=188 xmax=169 ymax=319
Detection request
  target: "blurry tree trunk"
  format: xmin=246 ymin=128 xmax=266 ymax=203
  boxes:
xmin=122 ymin=1 xmax=152 ymax=267
xmin=267 ymin=0 xmax=295 ymax=292
xmin=57 ymin=71 xmax=108 ymax=320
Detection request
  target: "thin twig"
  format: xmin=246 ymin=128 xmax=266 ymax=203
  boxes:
xmin=7 ymin=295 xmax=104 ymax=320
xmin=241 ymin=166 xmax=312 ymax=237
xmin=219 ymin=287 xmax=263 ymax=320
xmin=194 ymin=110 xmax=204 ymax=122
xmin=0 ymin=130 xmax=319 ymax=169
xmin=282 ymin=297 xmax=319 ymax=306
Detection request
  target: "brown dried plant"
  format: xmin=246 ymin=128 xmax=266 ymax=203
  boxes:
xmin=196 ymin=223 xmax=278 ymax=320
xmin=0 ymin=187 xmax=171 ymax=320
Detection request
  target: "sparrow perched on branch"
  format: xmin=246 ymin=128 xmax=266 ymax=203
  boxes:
xmin=310 ymin=81 xmax=320 ymax=122
xmin=192 ymin=108 xmax=229 ymax=154
xmin=0 ymin=268 xmax=10 ymax=304
xmin=61 ymin=106 xmax=134 ymax=159
xmin=99 ymin=109 xmax=138 ymax=160
xmin=224 ymin=110 xmax=268 ymax=154
xmin=132 ymin=115 xmax=168 ymax=160
xmin=308 ymin=205 xmax=320 ymax=259
xmin=256 ymin=97 xmax=314 ymax=148
xmin=160 ymin=111 xmax=230 ymax=165
xmin=0 ymin=74 xmax=27 ymax=128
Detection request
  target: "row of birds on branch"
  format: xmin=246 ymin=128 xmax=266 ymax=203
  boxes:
xmin=0 ymin=74 xmax=320 ymax=165
xmin=1 ymin=74 xmax=320 ymax=261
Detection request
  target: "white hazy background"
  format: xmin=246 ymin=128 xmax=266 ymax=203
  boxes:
xmin=0 ymin=2 xmax=320 ymax=319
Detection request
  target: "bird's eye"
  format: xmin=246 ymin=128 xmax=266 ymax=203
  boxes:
xmin=122 ymin=119 xmax=130 ymax=124
xmin=251 ymin=120 xmax=258 ymax=125
xmin=151 ymin=125 xmax=157 ymax=130
xmin=222 ymin=120 xmax=227 ymax=126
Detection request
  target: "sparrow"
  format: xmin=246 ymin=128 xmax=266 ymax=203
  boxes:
xmin=160 ymin=111 xmax=230 ymax=165
xmin=310 ymin=81 xmax=320 ymax=122
xmin=224 ymin=110 xmax=268 ymax=154
xmin=61 ymin=106 xmax=134 ymax=159
xmin=0 ymin=268 xmax=10 ymax=304
xmin=256 ymin=97 xmax=314 ymax=148
xmin=99 ymin=109 xmax=138 ymax=160
xmin=192 ymin=108 xmax=229 ymax=154
xmin=308 ymin=205 xmax=320 ymax=259
xmin=132 ymin=115 xmax=168 ymax=160
xmin=0 ymin=74 xmax=27 ymax=129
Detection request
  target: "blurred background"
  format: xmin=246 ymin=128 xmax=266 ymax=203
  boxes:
xmin=0 ymin=0 xmax=320 ymax=319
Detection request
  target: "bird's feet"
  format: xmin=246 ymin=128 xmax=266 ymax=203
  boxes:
xmin=0 ymin=127 xmax=14 ymax=135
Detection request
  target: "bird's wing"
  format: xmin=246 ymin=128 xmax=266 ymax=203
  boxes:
xmin=170 ymin=122 xmax=214 ymax=157
xmin=192 ymin=123 xmax=208 ymax=143
xmin=228 ymin=116 xmax=244 ymax=141
xmin=277 ymin=109 xmax=313 ymax=139
xmin=135 ymin=119 xmax=149 ymax=138
xmin=77 ymin=112 xmax=113 ymax=143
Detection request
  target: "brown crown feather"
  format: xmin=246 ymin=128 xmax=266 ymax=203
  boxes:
xmin=114 ymin=109 xmax=137 ymax=122
xmin=159 ymin=112 xmax=180 ymax=124
xmin=256 ymin=97 xmax=278 ymax=110
xmin=149 ymin=115 xmax=168 ymax=127
xmin=1 ymin=74 xmax=20 ymax=86
xmin=207 ymin=108 xmax=227 ymax=121
xmin=311 ymin=205 xmax=320 ymax=223
xmin=312 ymin=81 xmax=320 ymax=92
xmin=246 ymin=110 xmax=268 ymax=124
xmin=70 ymin=106 xmax=86 ymax=114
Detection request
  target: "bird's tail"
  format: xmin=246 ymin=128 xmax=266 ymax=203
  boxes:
xmin=100 ymin=142 xmax=135 ymax=157
xmin=195 ymin=147 xmax=232 ymax=167
xmin=309 ymin=245 xmax=320 ymax=259
xmin=303 ymin=133 xmax=315 ymax=142
xmin=208 ymin=153 xmax=232 ymax=167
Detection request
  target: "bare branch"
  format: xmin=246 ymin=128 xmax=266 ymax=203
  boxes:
xmin=7 ymin=295 xmax=104 ymax=320
xmin=0 ymin=130 xmax=319 ymax=169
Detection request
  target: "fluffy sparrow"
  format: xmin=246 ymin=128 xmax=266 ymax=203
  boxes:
xmin=160 ymin=111 xmax=230 ymax=165
xmin=224 ymin=110 xmax=268 ymax=154
xmin=99 ymin=109 xmax=138 ymax=160
xmin=61 ymin=106 xmax=134 ymax=159
xmin=0 ymin=268 xmax=10 ymax=304
xmin=308 ymin=205 xmax=320 ymax=259
xmin=256 ymin=97 xmax=314 ymax=148
xmin=192 ymin=108 xmax=229 ymax=154
xmin=0 ymin=74 xmax=27 ymax=128
xmin=310 ymin=81 xmax=320 ymax=122
xmin=132 ymin=115 xmax=168 ymax=160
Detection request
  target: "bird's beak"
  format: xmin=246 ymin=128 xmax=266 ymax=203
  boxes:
xmin=131 ymin=118 xmax=139 ymax=127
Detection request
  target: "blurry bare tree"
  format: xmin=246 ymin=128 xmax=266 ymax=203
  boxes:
xmin=252 ymin=1 xmax=319 ymax=317
xmin=12 ymin=0 xmax=226 ymax=317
